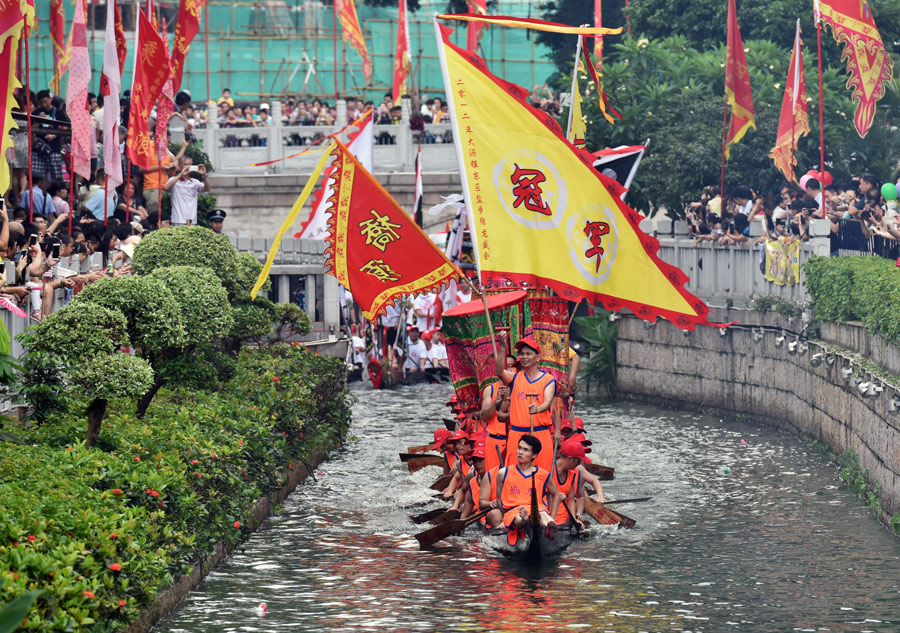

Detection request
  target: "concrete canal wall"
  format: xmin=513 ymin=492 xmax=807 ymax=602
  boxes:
xmin=616 ymin=308 xmax=900 ymax=524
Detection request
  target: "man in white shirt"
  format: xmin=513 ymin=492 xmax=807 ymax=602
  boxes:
xmin=403 ymin=325 xmax=427 ymax=375
xmin=428 ymin=329 xmax=449 ymax=369
xmin=164 ymin=156 xmax=209 ymax=225
xmin=381 ymin=300 xmax=404 ymax=347
xmin=413 ymin=292 xmax=437 ymax=331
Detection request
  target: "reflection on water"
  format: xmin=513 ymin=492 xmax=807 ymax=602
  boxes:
xmin=155 ymin=383 xmax=900 ymax=632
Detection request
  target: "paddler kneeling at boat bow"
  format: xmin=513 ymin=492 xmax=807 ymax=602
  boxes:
xmin=494 ymin=435 xmax=561 ymax=544
xmin=552 ymin=438 xmax=591 ymax=530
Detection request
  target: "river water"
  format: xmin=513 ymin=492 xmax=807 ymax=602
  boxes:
xmin=155 ymin=382 xmax=900 ymax=633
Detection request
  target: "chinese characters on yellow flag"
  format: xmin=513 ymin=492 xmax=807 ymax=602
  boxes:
xmin=436 ymin=21 xmax=715 ymax=330
xmin=325 ymin=140 xmax=458 ymax=321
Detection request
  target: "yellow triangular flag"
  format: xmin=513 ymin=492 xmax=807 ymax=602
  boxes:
xmin=436 ymin=22 xmax=713 ymax=329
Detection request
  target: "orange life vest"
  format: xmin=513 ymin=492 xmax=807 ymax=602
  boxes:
xmin=444 ymin=450 xmax=457 ymax=472
xmin=498 ymin=464 xmax=549 ymax=513
xmin=484 ymin=383 xmax=506 ymax=437
xmin=508 ymin=370 xmax=555 ymax=433
xmin=552 ymin=466 xmax=581 ymax=525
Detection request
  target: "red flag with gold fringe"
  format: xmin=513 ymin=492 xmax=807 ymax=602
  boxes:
xmin=392 ymin=0 xmax=411 ymax=102
xmin=171 ymin=0 xmax=201 ymax=93
xmin=724 ymin=0 xmax=755 ymax=159
xmin=770 ymin=20 xmax=810 ymax=183
xmin=336 ymin=0 xmax=372 ymax=81
xmin=125 ymin=10 xmax=170 ymax=171
xmin=466 ymin=0 xmax=488 ymax=53
xmin=325 ymin=139 xmax=458 ymax=321
xmin=816 ymin=0 xmax=893 ymax=138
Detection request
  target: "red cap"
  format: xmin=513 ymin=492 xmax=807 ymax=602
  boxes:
xmin=561 ymin=418 xmax=575 ymax=432
xmin=449 ymin=429 xmax=470 ymax=441
xmin=471 ymin=442 xmax=486 ymax=459
xmin=561 ymin=438 xmax=592 ymax=464
xmin=573 ymin=417 xmax=585 ymax=431
xmin=454 ymin=412 xmax=467 ymax=420
xmin=421 ymin=330 xmax=433 ymax=341
xmin=569 ymin=432 xmax=593 ymax=447
xmin=515 ymin=337 xmax=541 ymax=355
xmin=407 ymin=325 xmax=419 ymax=332
xmin=431 ymin=428 xmax=452 ymax=451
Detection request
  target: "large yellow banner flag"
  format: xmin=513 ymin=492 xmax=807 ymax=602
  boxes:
xmin=435 ymin=22 xmax=714 ymax=330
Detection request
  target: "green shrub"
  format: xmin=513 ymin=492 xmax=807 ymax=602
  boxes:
xmin=230 ymin=296 xmax=276 ymax=341
xmin=234 ymin=252 xmax=270 ymax=296
xmin=72 ymin=354 xmax=155 ymax=402
xmin=131 ymin=227 xmax=240 ymax=295
xmin=160 ymin=346 xmax=237 ymax=389
xmin=29 ymin=302 xmax=129 ymax=360
xmin=73 ymin=277 xmax=186 ymax=352
xmin=147 ymin=266 xmax=234 ymax=345
xmin=0 ymin=345 xmax=351 ymax=631
xmin=274 ymin=302 xmax=311 ymax=340
xmin=804 ymin=256 xmax=900 ymax=341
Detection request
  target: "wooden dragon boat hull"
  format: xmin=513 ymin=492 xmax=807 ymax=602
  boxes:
xmin=480 ymin=522 xmax=578 ymax=560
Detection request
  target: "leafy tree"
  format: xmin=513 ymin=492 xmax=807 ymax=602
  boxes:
xmin=572 ymin=311 xmax=617 ymax=396
xmin=234 ymin=251 xmax=271 ymax=296
xmin=273 ymin=303 xmax=312 ymax=341
xmin=24 ymin=302 xmax=152 ymax=447
xmin=131 ymin=226 xmax=242 ymax=295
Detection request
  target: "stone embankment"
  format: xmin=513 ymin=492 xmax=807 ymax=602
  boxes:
xmin=616 ymin=308 xmax=900 ymax=524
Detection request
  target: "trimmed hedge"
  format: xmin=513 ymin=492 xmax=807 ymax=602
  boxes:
xmin=0 ymin=345 xmax=350 ymax=631
xmin=804 ymin=256 xmax=900 ymax=342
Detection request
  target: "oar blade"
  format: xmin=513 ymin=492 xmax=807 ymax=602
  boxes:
xmin=407 ymin=455 xmax=445 ymax=473
xmin=414 ymin=518 xmax=468 ymax=547
xmin=429 ymin=509 xmax=461 ymax=525
xmin=586 ymin=463 xmax=615 ymax=480
xmin=407 ymin=443 xmax=433 ymax=454
xmin=429 ymin=474 xmax=453 ymax=491
xmin=410 ymin=507 xmax=447 ymax=524
xmin=584 ymin=496 xmax=637 ymax=529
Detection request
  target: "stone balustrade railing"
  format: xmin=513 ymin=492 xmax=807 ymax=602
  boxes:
xmin=194 ymin=98 xmax=458 ymax=174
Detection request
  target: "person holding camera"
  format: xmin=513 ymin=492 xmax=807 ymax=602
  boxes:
xmin=143 ymin=142 xmax=187 ymax=215
xmin=164 ymin=156 xmax=209 ymax=226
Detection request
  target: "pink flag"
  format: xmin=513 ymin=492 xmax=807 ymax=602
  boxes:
xmin=65 ymin=0 xmax=92 ymax=180
xmin=155 ymin=18 xmax=175 ymax=162
xmin=102 ymin=0 xmax=123 ymax=187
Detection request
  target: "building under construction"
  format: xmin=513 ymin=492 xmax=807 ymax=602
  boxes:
xmin=31 ymin=0 xmax=556 ymax=104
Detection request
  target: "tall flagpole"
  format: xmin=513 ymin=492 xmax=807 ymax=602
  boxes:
xmin=332 ymin=2 xmax=339 ymax=104
xmin=205 ymin=2 xmax=211 ymax=103
xmin=24 ymin=26 xmax=33 ymax=223
xmin=720 ymin=95 xmax=728 ymax=205
xmin=566 ymin=34 xmax=584 ymax=140
xmin=815 ymin=0 xmax=826 ymax=219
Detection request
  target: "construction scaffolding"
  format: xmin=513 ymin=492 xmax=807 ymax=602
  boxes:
xmin=28 ymin=0 xmax=557 ymax=104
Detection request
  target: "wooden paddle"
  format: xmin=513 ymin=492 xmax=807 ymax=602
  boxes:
xmin=602 ymin=497 xmax=652 ymax=505
xmin=429 ymin=473 xmax=453 ymax=491
xmin=585 ymin=463 xmax=615 ymax=480
xmin=400 ymin=454 xmax=445 ymax=473
xmin=407 ymin=443 xmax=433 ymax=454
xmin=414 ymin=508 xmax=491 ymax=547
xmin=399 ymin=453 xmax=444 ymax=464
xmin=429 ymin=509 xmax=461 ymax=525
xmin=410 ymin=507 xmax=448 ymax=524
xmin=584 ymin=495 xmax=636 ymax=529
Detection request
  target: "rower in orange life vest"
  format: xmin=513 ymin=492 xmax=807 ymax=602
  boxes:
xmin=459 ymin=441 xmax=489 ymax=522
xmin=431 ymin=428 xmax=454 ymax=476
xmin=495 ymin=333 xmax=558 ymax=473
xmin=552 ymin=438 xmax=592 ymax=529
xmin=561 ymin=417 xmax=606 ymax=502
xmin=480 ymin=380 xmax=510 ymax=473
xmin=442 ymin=429 xmax=473 ymax=501
xmin=494 ymin=435 xmax=561 ymax=542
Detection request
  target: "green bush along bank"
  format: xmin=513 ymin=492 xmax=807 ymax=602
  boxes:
xmin=0 ymin=345 xmax=351 ymax=631
xmin=804 ymin=256 xmax=900 ymax=343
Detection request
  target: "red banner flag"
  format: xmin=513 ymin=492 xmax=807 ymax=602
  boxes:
xmin=466 ymin=0 xmax=487 ymax=53
xmin=126 ymin=10 xmax=170 ymax=171
xmin=770 ymin=20 xmax=810 ymax=183
xmin=325 ymin=139 xmax=458 ymax=321
xmin=65 ymin=0 xmax=92 ymax=180
xmin=171 ymin=0 xmax=201 ymax=93
xmin=392 ymin=0 xmax=410 ymax=102
xmin=816 ymin=0 xmax=893 ymax=138
xmin=335 ymin=0 xmax=371 ymax=81
xmin=99 ymin=0 xmax=127 ymax=97
xmin=724 ymin=0 xmax=755 ymax=159
xmin=593 ymin=0 xmax=602 ymax=64
xmin=1 ymin=0 xmax=35 ymax=194
xmin=156 ymin=18 xmax=175 ymax=162
xmin=49 ymin=0 xmax=67 ymax=94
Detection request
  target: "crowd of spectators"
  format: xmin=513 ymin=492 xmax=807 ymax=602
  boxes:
xmin=2 ymin=86 xmax=225 ymax=322
xmin=684 ymin=173 xmax=900 ymax=260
